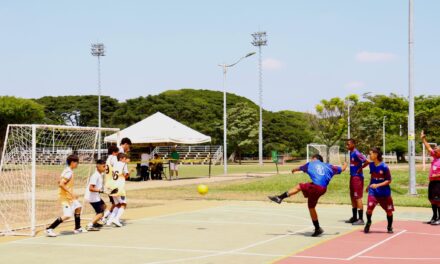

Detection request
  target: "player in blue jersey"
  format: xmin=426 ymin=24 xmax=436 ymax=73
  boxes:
xmin=268 ymin=154 xmax=347 ymax=237
xmin=364 ymin=147 xmax=394 ymax=234
xmin=345 ymin=139 xmax=369 ymax=225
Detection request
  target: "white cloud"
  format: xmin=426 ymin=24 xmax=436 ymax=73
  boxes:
xmin=345 ymin=81 xmax=365 ymax=89
xmin=262 ymin=58 xmax=284 ymax=70
xmin=355 ymin=51 xmax=397 ymax=63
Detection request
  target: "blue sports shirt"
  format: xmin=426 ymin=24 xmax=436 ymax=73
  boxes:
xmin=368 ymin=162 xmax=392 ymax=197
xmin=299 ymin=161 xmax=342 ymax=187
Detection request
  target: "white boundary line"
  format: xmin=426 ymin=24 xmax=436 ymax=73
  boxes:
xmin=359 ymin=256 xmax=440 ymax=260
xmin=143 ymin=218 xmax=355 ymax=230
xmin=405 ymin=231 xmax=440 ymax=236
xmin=143 ymin=227 xmax=311 ymax=264
xmin=345 ymin=230 xmax=407 ymax=261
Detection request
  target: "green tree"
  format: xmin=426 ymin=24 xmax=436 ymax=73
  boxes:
xmin=227 ymin=102 xmax=258 ymax=164
xmin=311 ymin=96 xmax=357 ymax=161
xmin=35 ymin=95 xmax=119 ymax=127
xmin=0 ymin=96 xmax=45 ymax=149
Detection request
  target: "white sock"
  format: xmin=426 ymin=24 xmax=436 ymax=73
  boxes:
xmin=87 ymin=222 xmax=93 ymax=228
xmin=103 ymin=210 xmax=111 ymax=219
xmin=108 ymin=208 xmax=118 ymax=221
xmin=115 ymin=207 xmax=125 ymax=221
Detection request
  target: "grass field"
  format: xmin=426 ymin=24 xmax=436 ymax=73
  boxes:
xmin=129 ymin=164 xmax=432 ymax=208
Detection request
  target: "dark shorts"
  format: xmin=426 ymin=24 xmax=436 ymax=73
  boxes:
xmin=299 ymin=182 xmax=327 ymax=208
xmin=367 ymin=195 xmax=394 ymax=213
xmin=90 ymin=199 xmax=105 ymax=214
xmin=428 ymin=180 xmax=440 ymax=205
xmin=350 ymin=176 xmax=364 ymax=199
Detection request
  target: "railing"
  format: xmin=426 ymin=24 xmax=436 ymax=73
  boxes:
xmin=151 ymin=145 xmax=222 ymax=165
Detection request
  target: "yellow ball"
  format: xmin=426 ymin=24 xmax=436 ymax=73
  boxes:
xmin=197 ymin=184 xmax=208 ymax=195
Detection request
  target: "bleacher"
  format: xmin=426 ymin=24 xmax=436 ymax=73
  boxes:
xmin=151 ymin=145 xmax=222 ymax=165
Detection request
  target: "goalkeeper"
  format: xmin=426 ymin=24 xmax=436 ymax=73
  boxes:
xmin=84 ymin=159 xmax=117 ymax=231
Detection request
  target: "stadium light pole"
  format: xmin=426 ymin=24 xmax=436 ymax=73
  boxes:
xmin=91 ymin=43 xmax=105 ymax=159
xmin=252 ymin=31 xmax=267 ymax=166
xmin=218 ymin=52 xmax=256 ymax=175
xmin=408 ymin=0 xmax=417 ymax=195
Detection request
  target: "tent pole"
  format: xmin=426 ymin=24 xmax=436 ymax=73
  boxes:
xmin=209 ymin=144 xmax=212 ymax=178
xmin=168 ymin=145 xmax=171 ymax=181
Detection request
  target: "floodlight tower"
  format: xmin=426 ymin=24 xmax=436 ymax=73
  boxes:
xmin=408 ymin=0 xmax=417 ymax=195
xmin=91 ymin=43 xmax=105 ymax=159
xmin=218 ymin=52 xmax=256 ymax=175
xmin=252 ymin=31 xmax=267 ymax=166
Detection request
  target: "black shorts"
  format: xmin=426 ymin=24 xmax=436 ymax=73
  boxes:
xmin=90 ymin=199 xmax=105 ymax=214
xmin=428 ymin=181 xmax=440 ymax=201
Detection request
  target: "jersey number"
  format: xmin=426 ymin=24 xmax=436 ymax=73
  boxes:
xmin=113 ymin=170 xmax=119 ymax=180
xmin=105 ymin=165 xmax=110 ymax=174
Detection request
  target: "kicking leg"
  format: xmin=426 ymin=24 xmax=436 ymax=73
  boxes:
xmin=268 ymin=184 xmax=301 ymax=204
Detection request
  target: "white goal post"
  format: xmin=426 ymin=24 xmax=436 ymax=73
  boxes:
xmin=306 ymin=143 xmax=342 ymax=165
xmin=0 ymin=124 xmax=119 ymax=236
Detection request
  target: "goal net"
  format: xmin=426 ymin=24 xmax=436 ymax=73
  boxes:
xmin=306 ymin=144 xmax=341 ymax=165
xmin=0 ymin=124 xmax=119 ymax=236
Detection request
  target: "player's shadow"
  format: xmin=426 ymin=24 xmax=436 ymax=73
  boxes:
xmin=266 ymin=231 xmax=341 ymax=237
xmin=59 ymin=231 xmax=77 ymax=236
xmin=296 ymin=231 xmax=341 ymax=237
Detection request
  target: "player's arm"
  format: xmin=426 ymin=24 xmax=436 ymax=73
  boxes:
xmin=421 ymin=130 xmax=433 ymax=153
xmin=292 ymin=163 xmax=308 ymax=174
xmin=59 ymin=178 xmax=76 ymax=199
xmin=341 ymin=162 xmax=348 ymax=172
xmin=370 ymin=180 xmax=391 ymax=189
xmin=89 ymin=184 xmax=102 ymax=193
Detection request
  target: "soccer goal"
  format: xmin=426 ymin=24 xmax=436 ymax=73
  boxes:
xmin=306 ymin=143 xmax=342 ymax=165
xmin=0 ymin=124 xmax=119 ymax=236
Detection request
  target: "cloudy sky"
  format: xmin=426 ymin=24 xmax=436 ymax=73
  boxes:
xmin=0 ymin=0 xmax=439 ymax=112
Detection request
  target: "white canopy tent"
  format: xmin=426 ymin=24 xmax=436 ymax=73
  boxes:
xmin=104 ymin=112 xmax=211 ymax=145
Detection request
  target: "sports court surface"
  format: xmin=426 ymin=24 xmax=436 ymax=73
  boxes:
xmin=0 ymin=200 xmax=437 ymax=264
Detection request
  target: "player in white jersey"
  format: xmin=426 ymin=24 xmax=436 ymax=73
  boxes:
xmin=106 ymin=153 xmax=130 ymax=227
xmin=84 ymin=159 xmax=109 ymax=231
xmin=118 ymin=137 xmax=132 ymax=154
xmin=103 ymin=145 xmax=119 ymax=222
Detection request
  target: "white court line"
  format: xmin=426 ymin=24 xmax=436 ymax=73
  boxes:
xmin=212 ymin=208 xmax=310 ymax=222
xmin=145 ymin=218 xmax=355 ymax=230
xmin=15 ymin=240 xmax=353 ymax=260
xmin=287 ymin=255 xmax=347 ymax=261
xmin=405 ymin=231 xmax=440 ymax=236
xmin=360 ymin=256 xmax=440 ymax=261
xmin=0 ymin=205 xmax=228 ymax=246
xmin=345 ymin=230 xmax=407 ymax=261
xmin=143 ymin=226 xmax=311 ymax=264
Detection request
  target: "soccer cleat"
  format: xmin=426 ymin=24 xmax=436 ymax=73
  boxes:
xmin=387 ymin=227 xmax=394 ymax=233
xmin=268 ymin=196 xmax=282 ymax=204
xmin=73 ymin=227 xmax=88 ymax=234
xmin=425 ymin=218 xmax=436 ymax=224
xmin=364 ymin=222 xmax=371 ymax=233
xmin=86 ymin=226 xmax=100 ymax=231
xmin=93 ymin=222 xmax=104 ymax=228
xmin=345 ymin=217 xmax=356 ymax=224
xmin=112 ymin=219 xmax=123 ymax=227
xmin=105 ymin=218 xmax=114 ymax=226
xmin=311 ymin=227 xmax=324 ymax=237
xmin=352 ymin=219 xmax=365 ymax=226
xmin=45 ymin=229 xmax=57 ymax=237
xmin=431 ymin=219 xmax=440 ymax=225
